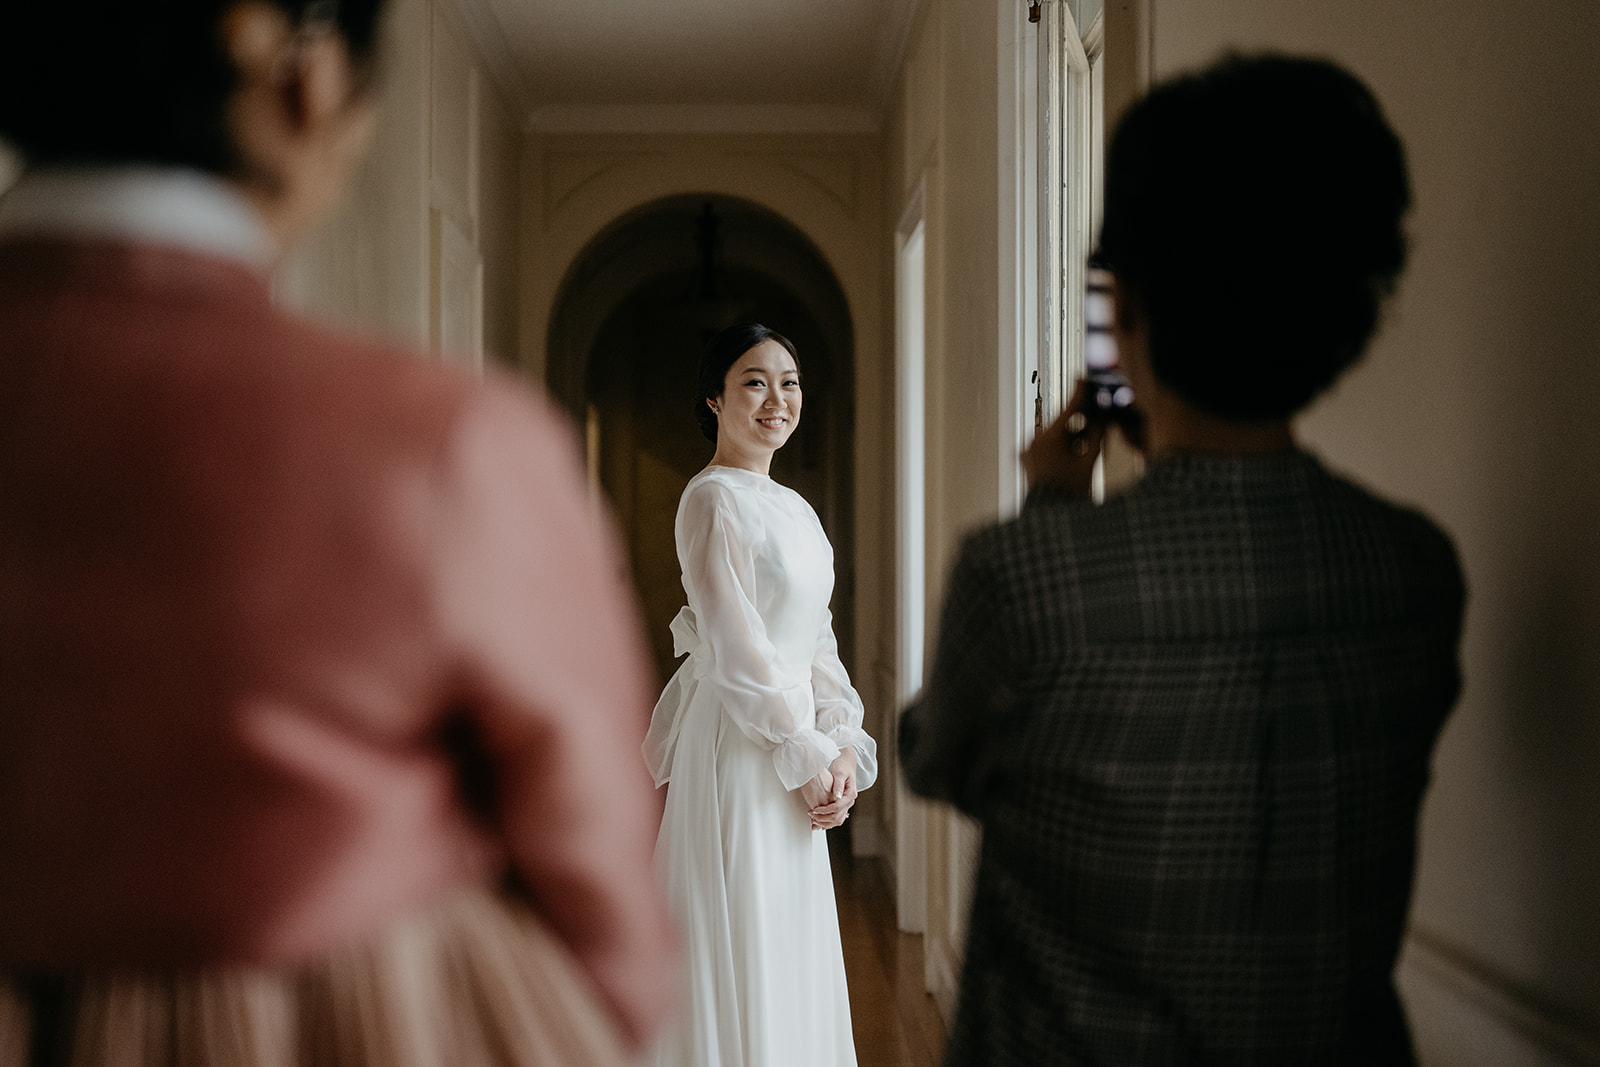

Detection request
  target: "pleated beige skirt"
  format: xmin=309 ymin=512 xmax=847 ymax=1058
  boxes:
xmin=0 ymin=888 xmax=629 ymax=1067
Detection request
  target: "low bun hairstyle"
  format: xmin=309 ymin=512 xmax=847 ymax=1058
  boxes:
xmin=0 ymin=0 xmax=387 ymax=173
xmin=692 ymin=323 xmax=800 ymax=444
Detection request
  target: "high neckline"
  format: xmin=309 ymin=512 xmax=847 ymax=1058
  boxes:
xmin=702 ymin=464 xmax=771 ymax=480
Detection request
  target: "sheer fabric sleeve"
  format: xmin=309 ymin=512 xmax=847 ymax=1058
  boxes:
xmin=810 ymin=608 xmax=878 ymax=790
xmin=680 ymin=482 xmax=840 ymax=791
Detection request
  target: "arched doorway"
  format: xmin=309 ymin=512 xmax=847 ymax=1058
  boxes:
xmin=547 ymin=195 xmax=855 ymax=690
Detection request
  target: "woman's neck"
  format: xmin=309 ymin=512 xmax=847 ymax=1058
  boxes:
xmin=708 ymin=444 xmax=774 ymax=476
xmin=1140 ymin=385 xmax=1296 ymax=460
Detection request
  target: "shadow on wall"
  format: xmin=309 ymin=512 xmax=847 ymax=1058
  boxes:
xmin=547 ymin=195 xmax=855 ymax=689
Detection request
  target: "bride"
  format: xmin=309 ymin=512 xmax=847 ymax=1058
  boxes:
xmin=643 ymin=323 xmax=878 ymax=1066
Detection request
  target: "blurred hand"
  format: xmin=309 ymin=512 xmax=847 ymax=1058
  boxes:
xmin=1021 ymin=380 xmax=1105 ymax=497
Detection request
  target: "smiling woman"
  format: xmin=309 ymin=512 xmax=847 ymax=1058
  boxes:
xmin=697 ymin=327 xmax=804 ymax=474
xmin=643 ymin=323 xmax=878 ymax=1067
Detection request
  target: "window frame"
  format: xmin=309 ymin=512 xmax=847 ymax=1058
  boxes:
xmin=1037 ymin=2 xmax=1107 ymax=428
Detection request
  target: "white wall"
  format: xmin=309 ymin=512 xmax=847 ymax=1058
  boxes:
xmin=279 ymin=0 xmax=522 ymax=368
xmin=1149 ymin=3 xmax=1600 ymax=1063
xmin=881 ymin=0 xmax=1027 ymax=1020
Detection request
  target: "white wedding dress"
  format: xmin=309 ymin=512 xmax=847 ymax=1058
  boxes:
xmin=643 ymin=465 xmax=878 ymax=1067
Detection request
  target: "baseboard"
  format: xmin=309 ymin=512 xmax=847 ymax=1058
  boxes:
xmin=1399 ymin=926 xmax=1600 ymax=1067
xmin=925 ymin=936 xmax=961 ymax=1026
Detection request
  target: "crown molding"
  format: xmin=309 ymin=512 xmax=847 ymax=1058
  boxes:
xmin=865 ymin=0 xmax=924 ymax=122
xmin=439 ymin=0 xmax=537 ymax=118
xmin=440 ymin=0 xmax=915 ymax=137
xmin=524 ymin=104 xmax=879 ymax=136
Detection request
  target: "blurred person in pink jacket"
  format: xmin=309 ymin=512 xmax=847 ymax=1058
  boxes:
xmin=0 ymin=1 xmax=673 ymax=1063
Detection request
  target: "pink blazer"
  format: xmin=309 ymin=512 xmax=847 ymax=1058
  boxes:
xmin=0 ymin=237 xmax=672 ymax=1039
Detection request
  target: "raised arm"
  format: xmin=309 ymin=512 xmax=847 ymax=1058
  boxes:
xmin=898 ymin=537 xmax=1017 ymax=815
xmin=437 ymin=381 xmax=673 ymax=1051
xmin=678 ymin=481 xmax=840 ymax=791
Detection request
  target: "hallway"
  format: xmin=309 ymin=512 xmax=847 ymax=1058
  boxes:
xmin=832 ymin=838 xmax=947 ymax=1067
xmin=250 ymin=0 xmax=1600 ymax=1060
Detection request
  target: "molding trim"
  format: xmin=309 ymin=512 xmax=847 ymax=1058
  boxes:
xmin=524 ymin=103 xmax=878 ymax=136
xmin=897 ymin=175 xmax=927 ymax=238
xmin=865 ymin=0 xmax=925 ymax=122
xmin=1404 ymin=925 xmax=1600 ymax=1064
xmin=925 ymin=936 xmax=960 ymax=1025
xmin=997 ymin=0 xmax=1036 ymax=518
xmin=439 ymin=0 xmax=536 ymax=117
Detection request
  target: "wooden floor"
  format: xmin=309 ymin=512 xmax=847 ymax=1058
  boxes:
xmin=831 ymin=834 xmax=948 ymax=1067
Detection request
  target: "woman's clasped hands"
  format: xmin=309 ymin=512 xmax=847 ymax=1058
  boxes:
xmin=800 ymin=748 xmax=858 ymax=831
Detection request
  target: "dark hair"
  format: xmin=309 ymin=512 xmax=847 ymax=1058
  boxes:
xmin=1097 ymin=54 xmax=1411 ymax=421
xmin=0 ymin=0 xmax=387 ymax=173
xmin=693 ymin=323 xmax=801 ymax=443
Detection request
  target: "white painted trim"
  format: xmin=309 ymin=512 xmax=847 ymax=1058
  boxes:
xmin=893 ymin=180 xmax=928 ymax=935
xmin=897 ymin=179 xmax=927 ymax=239
xmin=1083 ymin=8 xmax=1105 ymax=58
xmin=925 ymin=931 xmax=961 ymax=1025
xmin=1400 ymin=927 xmax=1600 ymax=1066
xmin=524 ymin=104 xmax=879 ymax=136
xmin=1035 ymin=0 xmax=1067 ymax=428
xmin=894 ymin=784 xmax=927 ymax=933
xmin=438 ymin=0 xmax=536 ymax=120
xmin=997 ymin=0 xmax=1038 ymax=518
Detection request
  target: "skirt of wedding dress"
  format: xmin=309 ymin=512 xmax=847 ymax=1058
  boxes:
xmin=645 ymin=687 xmax=856 ymax=1067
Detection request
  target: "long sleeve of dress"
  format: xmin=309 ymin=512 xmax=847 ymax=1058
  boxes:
xmin=810 ymin=608 xmax=878 ymax=790
xmin=679 ymin=482 xmax=840 ymax=791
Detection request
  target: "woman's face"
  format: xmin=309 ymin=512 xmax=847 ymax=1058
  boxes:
xmin=712 ymin=339 xmax=802 ymax=461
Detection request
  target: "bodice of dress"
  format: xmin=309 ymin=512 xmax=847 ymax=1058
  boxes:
xmin=643 ymin=466 xmax=877 ymax=792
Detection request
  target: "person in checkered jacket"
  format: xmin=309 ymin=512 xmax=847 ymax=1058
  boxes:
xmin=901 ymin=54 xmax=1464 ymax=1066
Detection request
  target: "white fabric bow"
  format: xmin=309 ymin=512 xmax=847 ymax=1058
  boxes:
xmin=670 ymin=606 xmax=714 ymax=679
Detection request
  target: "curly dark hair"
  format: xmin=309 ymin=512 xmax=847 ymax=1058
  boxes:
xmin=692 ymin=323 xmax=801 ymax=444
xmin=0 ymin=0 xmax=387 ymax=174
xmin=1096 ymin=53 xmax=1411 ymax=421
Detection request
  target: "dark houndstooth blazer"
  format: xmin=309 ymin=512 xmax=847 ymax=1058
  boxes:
xmin=900 ymin=450 xmax=1464 ymax=1066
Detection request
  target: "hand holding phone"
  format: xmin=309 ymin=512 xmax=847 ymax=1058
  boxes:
xmin=1084 ymin=261 xmax=1137 ymax=424
xmin=1022 ymin=380 xmax=1104 ymax=497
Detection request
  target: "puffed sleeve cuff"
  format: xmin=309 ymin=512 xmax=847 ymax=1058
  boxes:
xmin=773 ymin=728 xmax=841 ymax=792
xmin=825 ymin=725 xmax=878 ymax=790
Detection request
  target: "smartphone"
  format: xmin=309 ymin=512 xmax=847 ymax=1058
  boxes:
xmin=1084 ymin=261 xmax=1136 ymax=423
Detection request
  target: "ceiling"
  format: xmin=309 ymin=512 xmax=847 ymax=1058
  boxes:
xmin=449 ymin=0 xmax=923 ymax=133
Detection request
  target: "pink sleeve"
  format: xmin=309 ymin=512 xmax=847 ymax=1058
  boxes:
xmin=435 ymin=379 xmax=674 ymax=1050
